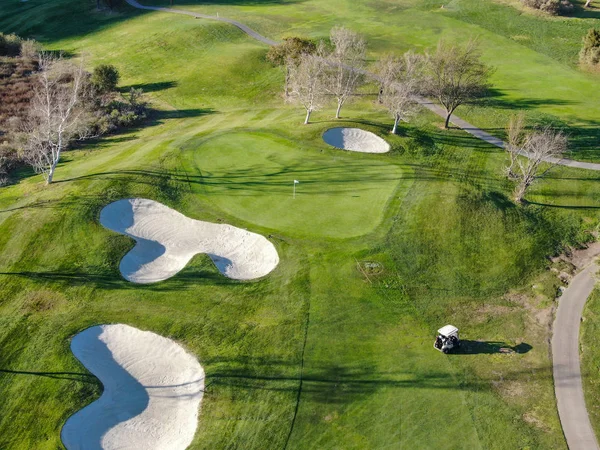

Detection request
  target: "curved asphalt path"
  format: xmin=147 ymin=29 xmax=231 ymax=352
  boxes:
xmin=125 ymin=0 xmax=278 ymax=45
xmin=123 ymin=2 xmax=600 ymax=447
xmin=553 ymin=262 xmax=600 ymax=450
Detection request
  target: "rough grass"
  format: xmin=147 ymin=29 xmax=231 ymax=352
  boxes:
xmin=0 ymin=0 xmax=599 ymax=449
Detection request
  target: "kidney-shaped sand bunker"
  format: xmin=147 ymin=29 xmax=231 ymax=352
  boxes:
xmin=100 ymin=198 xmax=279 ymax=284
xmin=322 ymin=128 xmax=390 ymax=154
xmin=61 ymin=324 xmax=204 ymax=450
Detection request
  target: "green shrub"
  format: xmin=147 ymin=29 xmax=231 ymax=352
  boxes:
xmin=92 ymin=88 xmax=148 ymax=134
xmin=0 ymin=33 xmax=22 ymax=57
xmin=91 ymin=64 xmax=120 ymax=92
xmin=580 ymin=29 xmax=600 ymax=66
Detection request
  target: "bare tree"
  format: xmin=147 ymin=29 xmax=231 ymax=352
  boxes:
xmin=505 ymin=124 xmax=567 ymax=203
xmin=325 ymin=27 xmax=366 ymax=119
xmin=380 ymin=52 xmax=424 ymax=134
xmin=23 ymin=54 xmax=93 ymax=184
xmin=266 ymin=37 xmax=316 ymax=98
xmin=288 ymin=50 xmax=328 ymax=124
xmin=425 ymin=40 xmax=493 ymax=129
xmin=373 ymin=54 xmax=403 ymax=103
xmin=504 ymin=113 xmax=525 ymax=180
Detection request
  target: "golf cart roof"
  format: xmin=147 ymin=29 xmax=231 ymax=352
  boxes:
xmin=437 ymin=325 xmax=459 ymax=337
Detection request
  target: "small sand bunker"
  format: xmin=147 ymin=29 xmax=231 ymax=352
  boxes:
xmin=323 ymin=128 xmax=390 ymax=153
xmin=100 ymin=198 xmax=279 ymax=283
xmin=61 ymin=324 xmax=204 ymax=450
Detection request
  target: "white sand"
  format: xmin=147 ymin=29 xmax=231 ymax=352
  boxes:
xmin=61 ymin=324 xmax=204 ymax=450
xmin=322 ymin=128 xmax=390 ymax=153
xmin=100 ymin=198 xmax=279 ymax=283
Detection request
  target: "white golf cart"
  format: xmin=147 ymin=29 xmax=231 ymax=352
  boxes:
xmin=434 ymin=325 xmax=460 ymax=354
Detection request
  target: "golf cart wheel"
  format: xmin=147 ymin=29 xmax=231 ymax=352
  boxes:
xmin=442 ymin=348 xmax=449 ymax=354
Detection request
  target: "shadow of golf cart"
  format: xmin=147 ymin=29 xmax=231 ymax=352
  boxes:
xmin=434 ymin=325 xmax=532 ymax=355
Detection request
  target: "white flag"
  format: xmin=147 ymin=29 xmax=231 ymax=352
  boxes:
xmin=294 ymin=180 xmax=299 ymax=184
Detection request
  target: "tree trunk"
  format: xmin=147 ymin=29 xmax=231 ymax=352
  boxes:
xmin=444 ymin=111 xmax=452 ymax=129
xmin=513 ymin=182 xmax=527 ymax=204
xmin=96 ymin=0 xmax=101 ymax=9
xmin=47 ymin=160 xmax=58 ymax=184
xmin=585 ymin=0 xmax=592 ymax=7
xmin=304 ymin=109 xmax=311 ymax=125
xmin=378 ymin=85 xmax=384 ymax=104
xmin=335 ymin=101 xmax=342 ymax=119
xmin=284 ymin=66 xmax=290 ymax=99
xmin=392 ymin=115 xmax=399 ymax=134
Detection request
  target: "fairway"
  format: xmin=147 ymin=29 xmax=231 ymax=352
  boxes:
xmin=183 ymin=131 xmax=404 ymax=238
xmin=1 ymin=0 xmax=600 ymax=448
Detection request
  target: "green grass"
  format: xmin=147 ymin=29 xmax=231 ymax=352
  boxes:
xmin=181 ymin=130 xmax=405 ymax=238
xmin=0 ymin=0 xmax=600 ymax=448
xmin=134 ymin=0 xmax=600 ymax=160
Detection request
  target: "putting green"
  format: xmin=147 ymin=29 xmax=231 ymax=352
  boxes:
xmin=182 ymin=131 xmax=405 ymax=238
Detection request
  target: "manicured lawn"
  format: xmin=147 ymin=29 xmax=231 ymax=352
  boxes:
xmin=182 ymin=131 xmax=405 ymax=238
xmin=138 ymin=0 xmax=600 ymax=160
xmin=0 ymin=0 xmax=600 ymax=449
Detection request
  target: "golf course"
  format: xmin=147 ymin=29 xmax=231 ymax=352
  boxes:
xmin=1 ymin=0 xmax=600 ymax=448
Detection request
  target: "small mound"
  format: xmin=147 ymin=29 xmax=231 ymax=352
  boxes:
xmin=323 ymin=128 xmax=390 ymax=153
xmin=100 ymin=198 xmax=279 ymax=283
xmin=61 ymin=324 xmax=204 ymax=450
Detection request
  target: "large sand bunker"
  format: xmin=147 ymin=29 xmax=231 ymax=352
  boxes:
xmin=100 ymin=198 xmax=279 ymax=283
xmin=61 ymin=324 xmax=204 ymax=450
xmin=322 ymin=128 xmax=390 ymax=153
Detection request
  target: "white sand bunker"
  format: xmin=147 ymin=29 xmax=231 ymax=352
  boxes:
xmin=100 ymin=198 xmax=279 ymax=283
xmin=323 ymin=127 xmax=390 ymax=153
xmin=61 ymin=324 xmax=204 ymax=450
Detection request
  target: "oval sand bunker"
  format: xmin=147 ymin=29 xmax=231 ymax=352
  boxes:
xmin=100 ymin=198 xmax=279 ymax=283
xmin=61 ymin=324 xmax=204 ymax=450
xmin=323 ymin=128 xmax=390 ymax=154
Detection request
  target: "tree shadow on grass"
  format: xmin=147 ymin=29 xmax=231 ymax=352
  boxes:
xmin=203 ymin=355 xmax=546 ymax=407
xmin=0 ymin=266 xmax=242 ymax=291
xmin=0 ymin=368 xmax=100 ymax=385
xmin=570 ymin=2 xmax=600 ymax=19
xmin=479 ymin=88 xmax=578 ymax=111
xmin=120 ymin=81 xmax=178 ymax=93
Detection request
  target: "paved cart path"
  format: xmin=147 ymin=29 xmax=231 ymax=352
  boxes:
xmin=553 ymin=261 xmax=600 ymax=450
xmin=122 ymin=2 xmax=600 ymax=448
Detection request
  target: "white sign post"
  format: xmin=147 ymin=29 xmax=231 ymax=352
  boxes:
xmin=293 ymin=180 xmax=299 ymax=199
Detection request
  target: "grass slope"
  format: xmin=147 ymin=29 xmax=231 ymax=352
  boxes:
xmin=0 ymin=0 xmax=599 ymax=449
xmin=135 ymin=0 xmax=600 ymax=160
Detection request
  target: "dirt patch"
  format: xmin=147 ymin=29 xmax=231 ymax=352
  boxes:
xmin=523 ymin=411 xmax=551 ymax=432
xmin=21 ymin=290 xmax=64 ymax=313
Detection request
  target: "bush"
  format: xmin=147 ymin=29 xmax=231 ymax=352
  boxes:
xmin=19 ymin=40 xmax=41 ymax=61
xmin=91 ymin=64 xmax=120 ymax=92
xmin=0 ymin=33 xmax=23 ymax=57
xmin=522 ymin=0 xmax=573 ymax=15
xmin=580 ymin=29 xmax=600 ymax=66
xmin=92 ymin=88 xmax=148 ymax=134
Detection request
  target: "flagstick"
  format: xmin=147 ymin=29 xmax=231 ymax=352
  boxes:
xmin=293 ymin=182 xmax=296 ymax=199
